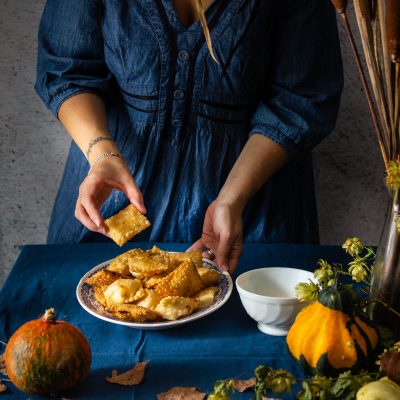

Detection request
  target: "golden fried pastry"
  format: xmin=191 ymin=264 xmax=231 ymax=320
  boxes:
xmin=147 ymin=245 xmax=168 ymax=257
xmin=194 ymin=286 xmax=220 ymax=309
xmin=94 ymin=285 xmax=109 ymax=308
xmin=85 ymin=269 xmax=120 ymax=287
xmin=155 ymin=296 xmax=198 ymax=320
xmin=106 ymin=303 xmax=159 ymax=322
xmin=155 ymin=261 xmax=203 ymax=298
xmin=104 ymin=278 xmax=145 ymax=304
xmin=197 ymin=267 xmax=221 ymax=288
xmin=86 ymin=246 xmax=222 ymax=323
xmin=168 ymin=251 xmax=203 ymax=269
xmin=104 ymin=204 xmax=151 ymax=247
xmin=107 ymin=248 xmax=144 ymax=276
xmin=144 ymin=273 xmax=169 ymax=288
xmin=134 ymin=289 xmax=162 ymax=311
xmin=128 ymin=252 xmax=170 ymax=279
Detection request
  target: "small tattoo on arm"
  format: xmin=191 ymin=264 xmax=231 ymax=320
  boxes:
xmin=86 ymin=137 xmax=113 ymax=159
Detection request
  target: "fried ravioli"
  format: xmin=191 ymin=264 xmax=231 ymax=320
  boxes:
xmin=104 ymin=204 xmax=151 ymax=247
xmin=128 ymin=252 xmax=170 ymax=279
xmin=144 ymin=273 xmax=169 ymax=288
xmin=155 ymin=261 xmax=203 ymax=298
xmin=85 ymin=269 xmax=120 ymax=287
xmin=106 ymin=303 xmax=160 ymax=322
xmin=104 ymin=278 xmax=145 ymax=304
xmin=197 ymin=267 xmax=221 ymax=288
xmin=155 ymin=296 xmax=198 ymax=320
xmin=194 ymin=286 xmax=220 ymax=309
xmin=134 ymin=289 xmax=162 ymax=311
xmin=94 ymin=285 xmax=109 ymax=308
xmin=107 ymin=248 xmax=144 ymax=276
xmin=86 ymin=246 xmax=222 ymax=323
xmin=168 ymin=251 xmax=203 ymax=269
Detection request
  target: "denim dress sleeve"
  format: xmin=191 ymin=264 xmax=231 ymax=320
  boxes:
xmin=249 ymin=0 xmax=343 ymax=159
xmin=34 ymin=0 xmax=111 ymax=117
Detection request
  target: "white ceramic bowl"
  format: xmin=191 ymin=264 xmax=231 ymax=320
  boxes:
xmin=236 ymin=267 xmax=314 ymax=336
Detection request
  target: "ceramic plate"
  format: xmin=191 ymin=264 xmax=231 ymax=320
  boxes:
xmin=76 ymin=257 xmax=233 ymax=330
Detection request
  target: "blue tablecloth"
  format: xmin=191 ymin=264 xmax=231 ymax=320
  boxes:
xmin=0 ymin=243 xmax=348 ymax=399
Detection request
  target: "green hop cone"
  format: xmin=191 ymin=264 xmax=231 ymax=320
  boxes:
xmin=348 ymin=256 xmax=369 ymax=282
xmin=295 ymin=280 xmax=319 ymax=302
xmin=349 ymin=265 xmax=368 ymax=283
xmin=271 ymin=376 xmax=296 ymax=394
xmin=342 ymin=237 xmax=363 ymax=257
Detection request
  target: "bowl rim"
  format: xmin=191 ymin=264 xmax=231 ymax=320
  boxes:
xmin=235 ymin=267 xmax=314 ymax=302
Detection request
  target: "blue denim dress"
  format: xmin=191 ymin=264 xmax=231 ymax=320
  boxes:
xmin=35 ymin=0 xmax=343 ymax=245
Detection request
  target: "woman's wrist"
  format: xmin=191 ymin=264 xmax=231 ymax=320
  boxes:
xmin=86 ymin=136 xmax=114 ymax=160
xmin=216 ymin=188 xmax=249 ymax=215
xmin=84 ymin=134 xmax=121 ymax=164
xmin=87 ymin=150 xmax=128 ymax=175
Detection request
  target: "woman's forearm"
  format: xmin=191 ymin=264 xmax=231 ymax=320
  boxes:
xmin=58 ymin=92 xmax=120 ymax=162
xmin=217 ymin=134 xmax=289 ymax=212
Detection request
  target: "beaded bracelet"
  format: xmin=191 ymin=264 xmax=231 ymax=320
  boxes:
xmin=88 ymin=152 xmax=122 ymax=173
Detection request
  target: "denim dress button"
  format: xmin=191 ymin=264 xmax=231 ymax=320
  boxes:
xmin=174 ymin=89 xmax=184 ymax=99
xmin=178 ymin=50 xmax=190 ymax=61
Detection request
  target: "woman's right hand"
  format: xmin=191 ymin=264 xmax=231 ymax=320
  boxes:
xmin=75 ymin=156 xmax=146 ymax=235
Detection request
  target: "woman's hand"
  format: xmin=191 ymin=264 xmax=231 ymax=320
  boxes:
xmin=187 ymin=199 xmax=243 ymax=274
xmin=75 ymin=156 xmax=146 ymax=234
xmin=188 ymin=135 xmax=289 ymax=274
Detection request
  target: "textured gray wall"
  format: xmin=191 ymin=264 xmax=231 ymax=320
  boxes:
xmin=0 ymin=0 xmax=387 ymax=286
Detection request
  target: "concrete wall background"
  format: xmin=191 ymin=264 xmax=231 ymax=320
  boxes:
xmin=0 ymin=1 xmax=388 ymax=286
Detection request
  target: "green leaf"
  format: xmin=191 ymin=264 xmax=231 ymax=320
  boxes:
xmin=329 ymin=371 xmax=374 ymax=400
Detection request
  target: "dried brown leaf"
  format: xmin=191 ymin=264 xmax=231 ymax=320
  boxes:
xmin=0 ymin=380 xmax=7 ymax=393
xmin=106 ymin=360 xmax=148 ymax=386
xmin=233 ymin=377 xmax=256 ymax=392
xmin=156 ymin=386 xmax=206 ymax=400
xmin=0 ymin=353 xmax=6 ymax=376
xmin=380 ymin=351 xmax=400 ymax=385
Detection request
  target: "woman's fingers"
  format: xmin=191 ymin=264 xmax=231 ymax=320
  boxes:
xmin=74 ymin=157 xmax=147 ymax=234
xmin=124 ymin=182 xmax=146 ymax=214
xmin=187 ymin=239 xmax=214 ymax=260
xmin=216 ymin=235 xmax=242 ymax=274
xmin=81 ymin=194 xmax=104 ymax=229
xmin=186 ymin=239 xmax=205 ymax=253
xmin=227 ymin=243 xmax=243 ymax=274
xmin=75 ymin=198 xmax=106 ymax=234
xmin=215 ymin=233 xmax=234 ymax=272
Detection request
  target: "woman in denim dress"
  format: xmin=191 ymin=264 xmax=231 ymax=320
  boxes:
xmin=35 ymin=0 xmax=343 ymax=273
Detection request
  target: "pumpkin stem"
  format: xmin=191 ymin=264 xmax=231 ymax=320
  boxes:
xmin=42 ymin=308 xmax=57 ymax=323
xmin=332 ymin=269 xmax=341 ymax=289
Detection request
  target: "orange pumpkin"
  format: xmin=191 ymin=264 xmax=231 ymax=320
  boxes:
xmin=5 ymin=308 xmax=91 ymax=395
xmin=287 ymin=283 xmax=379 ymax=377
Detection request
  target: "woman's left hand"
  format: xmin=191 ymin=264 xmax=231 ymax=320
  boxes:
xmin=187 ymin=200 xmax=243 ymax=274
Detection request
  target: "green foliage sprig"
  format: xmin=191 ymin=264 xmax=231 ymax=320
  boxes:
xmin=207 ymin=366 xmax=296 ymax=400
xmin=298 ymin=370 xmax=377 ymax=400
xmin=294 ymin=237 xmax=400 ymax=323
xmin=295 ymin=237 xmax=375 ymax=304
